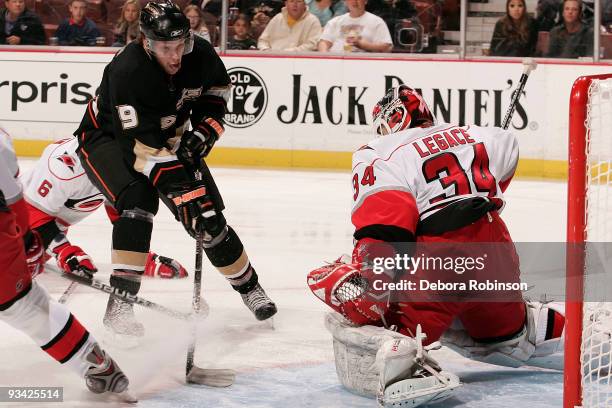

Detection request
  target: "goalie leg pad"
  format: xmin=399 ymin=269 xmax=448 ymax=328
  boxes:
xmin=380 ymin=375 xmax=460 ymax=408
xmin=441 ymin=301 xmax=568 ymax=370
xmin=325 ymin=312 xmax=406 ymax=397
xmin=325 ymin=313 xmax=461 ymax=405
xmin=376 ymin=327 xmax=460 ymax=408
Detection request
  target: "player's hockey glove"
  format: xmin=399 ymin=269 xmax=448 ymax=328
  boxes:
xmin=24 ymin=230 xmax=45 ymax=278
xmin=168 ymin=180 xmax=222 ymax=238
xmin=49 ymin=236 xmax=97 ymax=279
xmin=144 ymin=252 xmax=188 ymax=279
xmin=176 ymin=118 xmax=224 ymax=167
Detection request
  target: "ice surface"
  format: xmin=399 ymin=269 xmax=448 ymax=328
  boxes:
xmin=0 ymin=162 xmax=568 ymax=407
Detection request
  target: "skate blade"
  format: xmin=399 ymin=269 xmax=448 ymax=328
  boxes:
xmin=112 ymin=390 xmax=138 ymax=404
xmin=186 ymin=367 xmax=236 ymax=387
xmin=262 ymin=317 xmax=275 ymax=330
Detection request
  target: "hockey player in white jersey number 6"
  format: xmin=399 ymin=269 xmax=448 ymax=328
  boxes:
xmin=20 ymin=137 xmax=188 ymax=280
xmin=307 ymin=86 xmax=567 ymax=407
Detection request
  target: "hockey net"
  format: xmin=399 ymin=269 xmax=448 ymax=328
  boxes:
xmin=565 ymin=74 xmax=612 ymax=408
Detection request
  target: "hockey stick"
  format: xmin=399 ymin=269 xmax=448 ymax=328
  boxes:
xmin=501 ymin=58 xmax=538 ymax=130
xmin=49 ymin=263 xmax=234 ymax=386
xmin=46 ymin=264 xmax=192 ymax=320
xmin=185 ymin=169 xmax=236 ymax=387
xmin=58 ymin=281 xmax=78 ymax=304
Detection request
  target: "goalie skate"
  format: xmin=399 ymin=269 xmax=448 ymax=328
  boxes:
xmin=376 ymin=328 xmax=460 ymax=408
xmin=241 ymin=283 xmax=277 ymax=321
xmin=103 ymin=296 xmax=144 ymax=346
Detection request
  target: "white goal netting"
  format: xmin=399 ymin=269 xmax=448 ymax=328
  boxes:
xmin=581 ymin=77 xmax=612 ymax=408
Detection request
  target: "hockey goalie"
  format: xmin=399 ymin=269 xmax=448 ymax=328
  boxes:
xmin=307 ymin=86 xmax=567 ymax=407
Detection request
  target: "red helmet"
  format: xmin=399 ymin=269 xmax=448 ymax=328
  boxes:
xmin=372 ymin=85 xmax=434 ymax=135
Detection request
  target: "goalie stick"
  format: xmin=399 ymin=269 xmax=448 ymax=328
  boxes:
xmin=185 ymin=169 xmax=236 ymax=387
xmin=501 ymin=58 xmax=538 ymax=130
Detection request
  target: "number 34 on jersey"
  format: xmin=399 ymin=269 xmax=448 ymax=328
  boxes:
xmin=351 ymin=124 xmax=519 ymax=222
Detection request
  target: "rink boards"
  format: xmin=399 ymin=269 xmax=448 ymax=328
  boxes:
xmin=1 ymin=47 xmax=611 ymax=178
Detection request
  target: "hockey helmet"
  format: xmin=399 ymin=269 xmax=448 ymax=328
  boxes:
xmin=140 ymin=1 xmax=194 ymax=54
xmin=372 ymin=85 xmax=434 ymax=135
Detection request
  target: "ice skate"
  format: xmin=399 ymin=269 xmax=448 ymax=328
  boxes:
xmin=103 ymin=296 xmax=144 ymax=346
xmin=84 ymin=343 xmax=130 ymax=395
xmin=241 ymin=283 xmax=277 ymax=321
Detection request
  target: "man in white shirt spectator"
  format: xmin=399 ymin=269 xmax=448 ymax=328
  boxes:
xmin=317 ymin=0 xmax=392 ymax=52
xmin=258 ymin=0 xmax=322 ymax=51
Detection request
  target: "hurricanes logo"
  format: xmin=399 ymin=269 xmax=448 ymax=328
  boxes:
xmin=224 ymin=67 xmax=267 ymax=128
xmin=57 ymin=152 xmax=76 ymax=173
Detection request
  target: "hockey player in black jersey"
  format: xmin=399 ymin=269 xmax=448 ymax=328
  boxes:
xmin=74 ymin=1 xmax=277 ymax=340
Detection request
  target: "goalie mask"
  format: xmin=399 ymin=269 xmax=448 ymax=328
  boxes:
xmin=140 ymin=1 xmax=194 ymax=56
xmin=372 ymin=85 xmax=434 ymax=136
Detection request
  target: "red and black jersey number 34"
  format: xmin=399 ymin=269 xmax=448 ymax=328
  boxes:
xmin=422 ymin=142 xmax=497 ymax=204
xmin=352 ymin=165 xmax=376 ymax=201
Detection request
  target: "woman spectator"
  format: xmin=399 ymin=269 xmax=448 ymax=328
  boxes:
xmin=305 ymin=0 xmax=346 ymax=27
xmin=490 ymin=0 xmax=538 ymax=56
xmin=112 ymin=0 xmax=140 ymax=47
xmin=228 ymin=14 xmax=258 ymax=49
xmin=184 ymin=4 xmax=212 ymax=43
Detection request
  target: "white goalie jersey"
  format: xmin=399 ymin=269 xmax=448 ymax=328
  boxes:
xmin=351 ymin=123 xmax=519 ymax=236
xmin=20 ymin=137 xmax=105 ymax=227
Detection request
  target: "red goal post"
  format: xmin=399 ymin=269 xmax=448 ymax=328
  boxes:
xmin=564 ymin=73 xmax=612 ymax=408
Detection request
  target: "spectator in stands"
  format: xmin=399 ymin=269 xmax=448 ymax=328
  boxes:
xmin=228 ymin=14 xmax=258 ymax=49
xmin=258 ymin=0 xmax=321 ymax=50
xmin=535 ymin=0 xmax=561 ymax=31
xmin=546 ymin=0 xmax=593 ymax=57
xmin=603 ymin=0 xmax=612 ymax=32
xmin=201 ymin=0 xmax=222 ymax=17
xmin=248 ymin=0 xmax=283 ymax=39
xmin=366 ymin=0 xmax=417 ymax=51
xmin=490 ymin=0 xmax=538 ymax=56
xmin=306 ymin=0 xmax=347 ymax=27
xmin=318 ymin=0 xmax=393 ymax=52
xmin=0 ymin=0 xmax=45 ymax=45
xmin=414 ymin=0 xmax=443 ymax=53
xmin=184 ymin=4 xmax=211 ymax=42
xmin=55 ymin=0 xmax=101 ymax=46
xmin=112 ymin=0 xmax=140 ymax=47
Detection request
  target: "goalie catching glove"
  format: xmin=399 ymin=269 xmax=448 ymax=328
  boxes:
xmin=176 ymin=118 xmax=224 ymax=166
xmin=307 ymin=238 xmax=398 ymax=325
